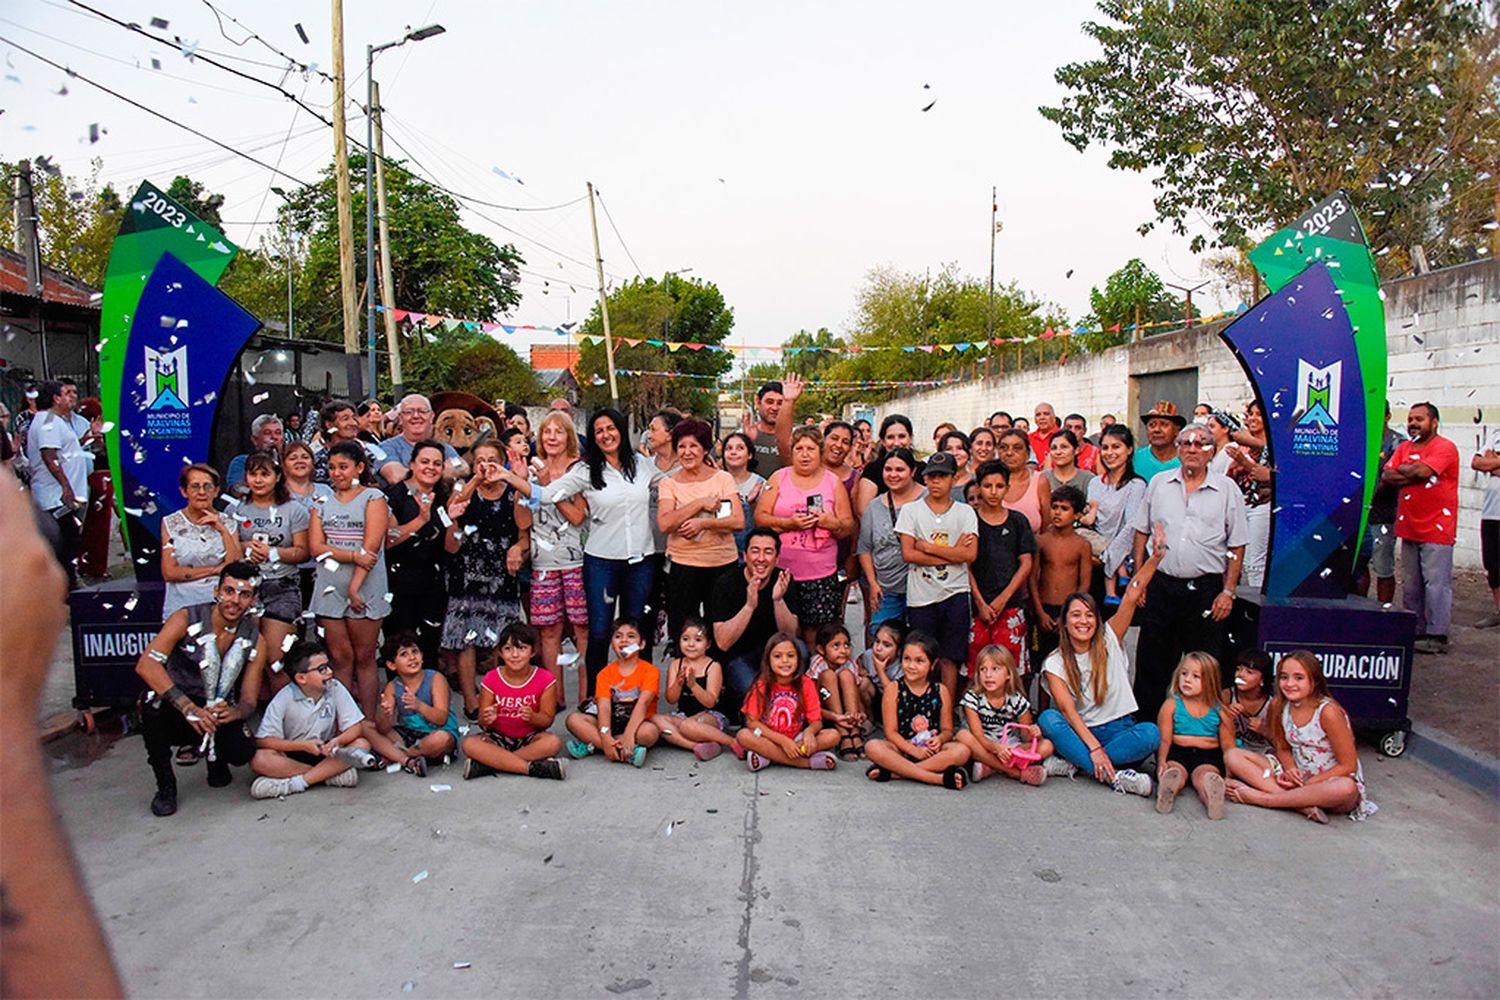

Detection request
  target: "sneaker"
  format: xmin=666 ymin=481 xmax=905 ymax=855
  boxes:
xmin=325 ymin=768 xmax=359 ymax=788
xmin=972 ymin=761 xmax=993 ymax=782
xmin=1475 ymin=613 xmax=1500 ymax=630
xmin=746 ymin=750 xmax=770 ymax=772
xmin=463 ymin=757 xmax=496 ymax=780
xmin=205 ymin=759 xmax=233 ymax=788
xmin=251 ymin=776 xmax=295 ymax=799
xmin=566 ymin=738 xmax=595 ymax=759
xmin=528 ymin=758 xmax=567 ymax=781
xmin=693 ymin=742 xmax=723 ymax=762
xmin=1112 ymin=768 xmax=1153 ymax=797
xmin=630 ymin=745 xmax=648 ymax=768
xmin=1042 ymin=756 xmax=1077 ymax=778
xmin=334 ymin=746 xmax=380 ymax=770
xmin=150 ymin=787 xmax=178 ymax=816
xmin=1019 ymin=764 xmax=1047 ymax=786
xmin=1414 ymin=636 xmax=1450 ymax=655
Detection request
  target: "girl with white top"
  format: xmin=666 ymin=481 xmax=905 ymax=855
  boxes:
xmin=1080 ymin=424 xmax=1148 ymax=605
xmin=1036 ymin=525 xmax=1168 ymax=795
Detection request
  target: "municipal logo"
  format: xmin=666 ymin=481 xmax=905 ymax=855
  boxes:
xmin=1291 ymin=359 xmax=1340 ymax=456
xmin=145 ymin=346 xmax=189 ymax=411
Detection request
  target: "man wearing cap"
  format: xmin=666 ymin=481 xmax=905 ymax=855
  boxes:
xmin=1129 ymin=422 xmax=1248 ymax=720
xmin=1382 ymin=402 xmax=1459 ymax=655
xmin=895 ymin=451 xmax=979 ymax=694
xmin=745 ymin=381 xmax=788 ymax=478
xmin=1135 ymin=401 xmax=1185 ymax=483
xmin=1029 ymin=403 xmax=1061 ymax=466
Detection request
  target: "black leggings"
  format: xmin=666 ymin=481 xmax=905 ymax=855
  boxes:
xmin=663 ymin=561 xmax=734 ymax=655
xmin=1483 ymin=519 xmax=1498 ymax=590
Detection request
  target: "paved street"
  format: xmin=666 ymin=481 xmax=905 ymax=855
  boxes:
xmin=49 ymin=712 xmax=1499 ymax=998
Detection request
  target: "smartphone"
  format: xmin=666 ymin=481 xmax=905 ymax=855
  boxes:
xmin=717 ymin=497 xmax=735 ymax=519
xmin=252 ymin=531 xmax=270 ymax=547
xmin=806 ymin=494 xmax=824 ymax=515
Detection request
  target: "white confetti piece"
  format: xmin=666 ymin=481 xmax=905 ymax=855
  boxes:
xmin=429 ymin=784 xmax=452 ymax=793
xmin=386 ymin=762 xmax=402 ymax=774
xmin=411 ymin=870 xmax=429 ymax=883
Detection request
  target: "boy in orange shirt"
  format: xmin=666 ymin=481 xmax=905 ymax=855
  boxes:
xmin=564 ymin=619 xmax=661 ymax=766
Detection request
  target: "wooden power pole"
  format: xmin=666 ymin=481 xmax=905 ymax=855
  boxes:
xmin=587 ymin=182 xmax=620 ymax=408
xmin=371 ymin=81 xmax=403 ymax=398
xmin=330 ymin=0 xmax=362 ymax=400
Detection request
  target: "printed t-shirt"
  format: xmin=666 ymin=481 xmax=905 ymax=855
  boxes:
xmin=235 ymin=500 xmax=310 ymax=580
xmin=742 ymin=676 xmax=822 ymax=738
xmin=481 ymin=666 xmax=558 ymax=739
xmin=1387 ymin=435 xmax=1460 ymax=545
xmin=894 ymin=498 xmax=979 ymax=607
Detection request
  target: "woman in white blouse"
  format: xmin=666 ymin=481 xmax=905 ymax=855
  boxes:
xmin=506 ymin=408 xmax=664 ymax=688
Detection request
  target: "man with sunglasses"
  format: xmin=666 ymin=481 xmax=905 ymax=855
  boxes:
xmin=134 ymin=561 xmax=269 ymax=816
xmin=1129 ymin=423 xmax=1248 ymax=719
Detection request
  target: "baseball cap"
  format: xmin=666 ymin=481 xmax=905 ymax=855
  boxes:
xmin=922 ymin=451 xmax=958 ymax=477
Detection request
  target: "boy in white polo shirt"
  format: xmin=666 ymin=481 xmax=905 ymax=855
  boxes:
xmin=250 ymin=641 xmax=375 ymax=799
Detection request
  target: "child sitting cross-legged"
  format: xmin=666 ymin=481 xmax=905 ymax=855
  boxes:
xmin=956 ymin=644 xmax=1053 ymax=785
xmin=565 ymin=619 xmax=661 ymax=767
xmin=365 ymin=631 xmax=460 ymax=777
xmin=250 ymin=640 xmax=376 ymax=799
xmin=651 ymin=617 xmax=741 ymax=761
xmin=736 ymin=633 xmax=839 ymax=772
xmin=462 ymin=623 xmax=566 ymax=781
xmin=863 ymin=631 xmax=971 ymax=788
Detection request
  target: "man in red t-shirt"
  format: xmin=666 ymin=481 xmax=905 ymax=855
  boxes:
xmin=1382 ymin=402 xmax=1459 ymax=654
xmin=1030 ymin=403 xmax=1060 ymax=466
xmin=1063 ymin=413 xmax=1099 ymax=472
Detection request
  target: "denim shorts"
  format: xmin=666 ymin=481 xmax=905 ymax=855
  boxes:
xmin=869 ymin=589 xmax=908 ymax=627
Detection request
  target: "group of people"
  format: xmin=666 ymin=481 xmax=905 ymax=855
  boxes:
xmin=89 ymin=376 xmax=1487 ymax=827
xmin=7 ymin=365 xmax=1486 ymax=823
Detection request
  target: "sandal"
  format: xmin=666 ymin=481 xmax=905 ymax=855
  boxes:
xmin=401 ymin=755 xmax=427 ymax=777
xmin=837 ymin=734 xmax=859 ymax=761
xmin=942 ymin=766 xmax=967 ymax=790
xmin=175 ymin=745 xmax=201 ymax=767
xmin=865 ymin=764 xmax=892 ymax=782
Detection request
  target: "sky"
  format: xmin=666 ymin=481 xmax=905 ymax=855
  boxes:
xmin=1 ymin=1 xmax=1230 ymax=364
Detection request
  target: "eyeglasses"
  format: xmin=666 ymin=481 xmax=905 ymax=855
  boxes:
xmin=184 ymin=482 xmax=217 ymax=492
xmin=301 ymin=663 xmax=334 ymax=675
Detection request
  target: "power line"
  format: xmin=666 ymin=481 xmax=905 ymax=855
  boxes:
xmin=594 ymin=189 xmax=644 ymax=278
xmin=0 ymin=35 xmax=313 ymax=186
xmin=198 ymin=0 xmax=334 ymax=84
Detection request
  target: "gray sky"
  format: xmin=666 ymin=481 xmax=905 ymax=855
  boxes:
xmin=2 ymin=1 xmax=1229 ymax=362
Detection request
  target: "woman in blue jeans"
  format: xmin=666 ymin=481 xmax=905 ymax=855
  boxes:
xmin=1038 ymin=525 xmax=1168 ymax=797
xmin=511 ymin=408 xmax=664 ymax=691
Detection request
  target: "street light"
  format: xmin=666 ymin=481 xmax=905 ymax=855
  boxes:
xmin=366 ymin=23 xmax=445 ymax=400
xmin=270 ymin=186 xmax=294 ymax=339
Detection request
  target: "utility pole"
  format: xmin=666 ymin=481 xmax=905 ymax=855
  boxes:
xmin=1163 ymin=279 xmax=1210 ymax=329
xmin=986 ymin=186 xmax=998 ymax=379
xmin=371 ymin=82 xmax=403 ymax=399
xmin=270 ymin=186 xmax=294 ymax=339
xmin=364 ymin=45 xmax=378 ymax=401
xmin=330 ymin=0 xmax=362 ymax=400
xmin=587 ymin=182 xmax=619 ymax=407
xmin=14 ymin=160 xmax=48 ymax=375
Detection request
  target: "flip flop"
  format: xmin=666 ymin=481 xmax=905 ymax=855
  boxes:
xmin=942 ymin=766 xmax=967 ymax=790
xmin=865 ymin=764 xmax=892 ymax=782
xmin=809 ymin=751 xmax=836 ymax=770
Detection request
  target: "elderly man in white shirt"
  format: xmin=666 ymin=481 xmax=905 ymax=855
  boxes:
xmin=1129 ymin=422 xmax=1248 ymax=720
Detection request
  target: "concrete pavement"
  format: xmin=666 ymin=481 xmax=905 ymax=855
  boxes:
xmin=48 ymin=720 xmax=1500 ymax=998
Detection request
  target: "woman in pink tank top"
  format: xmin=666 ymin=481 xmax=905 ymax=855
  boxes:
xmin=754 ymin=426 xmax=855 ymax=645
xmin=998 ymin=428 xmax=1051 ymax=535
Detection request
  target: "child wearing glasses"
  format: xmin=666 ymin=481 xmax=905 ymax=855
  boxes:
xmin=250 ymin=641 xmax=376 ymax=799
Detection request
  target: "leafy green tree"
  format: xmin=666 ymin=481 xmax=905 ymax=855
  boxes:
xmin=576 ymin=275 xmax=734 ymax=418
xmin=266 ymin=153 xmax=524 ymax=346
xmin=165 ymin=175 xmax=224 ymax=229
xmin=1 ymin=157 xmax=121 ymax=287
xmin=1080 ymin=258 xmax=1191 ymax=352
xmin=1041 ymin=0 xmax=1500 ymax=272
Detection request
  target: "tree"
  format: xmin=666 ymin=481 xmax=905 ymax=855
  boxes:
xmin=1081 ymin=258 xmax=1191 ymax=352
xmin=266 ymin=153 xmax=524 ymax=346
xmin=165 ymin=175 xmax=224 ymax=230
xmin=1 ymin=157 xmax=122 ymax=287
xmin=575 ymin=275 xmax=734 ymax=418
xmin=1040 ymin=0 xmax=1500 ymax=272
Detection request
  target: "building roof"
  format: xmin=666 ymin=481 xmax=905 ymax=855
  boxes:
xmin=536 ymin=367 xmax=580 ymax=389
xmin=0 ymin=246 xmax=102 ymax=310
xmin=530 ymin=343 xmax=580 ymax=372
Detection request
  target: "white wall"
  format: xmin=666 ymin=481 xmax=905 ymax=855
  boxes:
xmin=869 ymin=259 xmax=1500 ymax=569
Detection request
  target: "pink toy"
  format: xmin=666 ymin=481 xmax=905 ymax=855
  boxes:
xmin=1000 ymin=723 xmax=1042 ymax=769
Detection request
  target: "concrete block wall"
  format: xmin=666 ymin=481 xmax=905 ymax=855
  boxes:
xmin=868 ymin=259 xmax=1500 ymax=569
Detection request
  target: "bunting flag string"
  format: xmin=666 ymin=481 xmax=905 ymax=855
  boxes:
xmin=376 ymin=304 xmax=1249 ymax=355
xmin=605 ymin=369 xmax=965 ymax=390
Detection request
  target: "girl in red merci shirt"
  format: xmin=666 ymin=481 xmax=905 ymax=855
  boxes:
xmin=736 ymin=633 xmax=839 ymax=772
xmin=461 ymin=623 xmax=566 ymax=781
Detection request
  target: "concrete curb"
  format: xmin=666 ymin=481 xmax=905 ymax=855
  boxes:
xmin=1407 ymin=721 xmax=1500 ymax=801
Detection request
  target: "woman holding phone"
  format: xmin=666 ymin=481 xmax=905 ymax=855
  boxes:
xmin=756 ymin=425 xmax=854 ymax=648
xmin=658 ymin=418 xmax=744 ymax=650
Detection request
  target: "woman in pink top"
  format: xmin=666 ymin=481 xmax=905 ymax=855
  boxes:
xmin=755 ymin=426 xmax=854 ymax=646
xmin=658 ymin=419 xmax=744 ymax=650
xmin=999 ymin=428 xmax=1050 ymax=535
